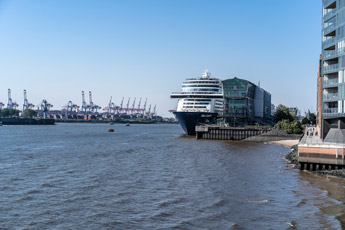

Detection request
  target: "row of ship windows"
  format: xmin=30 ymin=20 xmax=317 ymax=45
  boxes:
xmin=183 ymin=102 xmax=211 ymax=105
xmin=182 ymin=85 xmax=220 ymax=88
xmin=183 ymin=81 xmax=220 ymax=84
xmin=183 ymin=106 xmax=207 ymax=108
xmin=183 ymin=99 xmax=212 ymax=101
xmin=182 ymin=89 xmax=220 ymax=92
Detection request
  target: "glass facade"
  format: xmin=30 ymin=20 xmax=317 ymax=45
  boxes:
xmin=222 ymin=78 xmax=271 ymax=125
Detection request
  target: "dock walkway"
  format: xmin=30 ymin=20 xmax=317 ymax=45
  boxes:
xmin=298 ymin=127 xmax=345 ymax=170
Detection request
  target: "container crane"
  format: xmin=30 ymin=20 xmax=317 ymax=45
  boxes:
xmin=23 ymin=89 xmax=34 ymax=111
xmin=7 ymin=89 xmax=18 ymax=109
xmin=136 ymin=98 xmax=142 ymax=114
xmin=81 ymin=91 xmax=88 ymax=113
xmin=37 ymin=99 xmax=53 ymax=111
xmin=147 ymin=104 xmax=151 ymax=116
xmin=131 ymin=97 xmax=136 ymax=115
xmin=103 ymin=96 xmax=118 ymax=115
xmin=119 ymin=97 xmax=124 ymax=114
xmin=88 ymin=91 xmax=101 ymax=113
xmin=36 ymin=99 xmax=53 ymax=118
xmin=153 ymin=105 xmax=157 ymax=116
xmin=62 ymin=101 xmax=79 ymax=115
xmin=125 ymin=97 xmax=130 ymax=115
xmin=142 ymin=98 xmax=147 ymax=116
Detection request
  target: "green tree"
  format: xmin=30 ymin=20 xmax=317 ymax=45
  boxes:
xmin=23 ymin=109 xmax=38 ymax=118
xmin=301 ymin=113 xmax=316 ymax=125
xmin=1 ymin=108 xmax=10 ymax=118
xmin=9 ymin=109 xmax=19 ymax=118
xmin=0 ymin=108 xmax=20 ymax=118
xmin=274 ymin=104 xmax=296 ymax=123
xmin=309 ymin=113 xmax=316 ymax=124
xmin=275 ymin=119 xmax=302 ymax=134
xmin=301 ymin=117 xmax=309 ymax=125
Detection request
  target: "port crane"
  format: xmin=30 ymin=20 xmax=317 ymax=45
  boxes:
xmin=153 ymin=105 xmax=156 ymax=116
xmin=23 ymin=89 xmax=34 ymax=111
xmin=136 ymin=98 xmax=142 ymax=115
xmin=7 ymin=89 xmax=18 ymax=109
xmin=141 ymin=98 xmax=147 ymax=116
xmin=119 ymin=97 xmax=124 ymax=114
xmin=81 ymin=91 xmax=88 ymax=113
xmin=37 ymin=99 xmax=53 ymax=111
xmin=88 ymin=91 xmax=101 ymax=113
xmin=103 ymin=96 xmax=119 ymax=115
xmin=130 ymin=98 xmax=136 ymax=115
xmin=125 ymin=97 xmax=130 ymax=114
xmin=62 ymin=101 xmax=79 ymax=115
xmin=147 ymin=104 xmax=151 ymax=116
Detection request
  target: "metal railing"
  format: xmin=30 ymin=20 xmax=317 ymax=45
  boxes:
xmin=323 ymin=36 xmax=336 ymax=47
xmin=323 ymin=47 xmax=345 ymax=59
xmin=324 ymin=9 xmax=337 ymax=20
xmin=323 ymin=63 xmax=339 ymax=73
xmin=323 ymin=49 xmax=337 ymax=59
xmin=323 ymin=78 xmax=338 ymax=87
xmin=323 ymin=108 xmax=338 ymax=113
xmin=323 ymin=93 xmax=338 ymax=100
xmin=324 ymin=23 xmax=336 ymax=35
xmin=324 ymin=0 xmax=336 ymax=8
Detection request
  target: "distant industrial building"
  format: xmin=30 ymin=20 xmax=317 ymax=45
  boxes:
xmin=222 ymin=77 xmax=271 ymax=126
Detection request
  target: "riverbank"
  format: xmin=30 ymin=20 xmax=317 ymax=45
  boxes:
xmin=285 ymin=145 xmax=345 ymax=179
xmin=242 ymin=128 xmax=302 ymax=145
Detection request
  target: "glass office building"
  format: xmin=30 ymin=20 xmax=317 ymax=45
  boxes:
xmin=320 ymin=0 xmax=345 ymax=137
xmin=222 ymin=78 xmax=271 ymax=126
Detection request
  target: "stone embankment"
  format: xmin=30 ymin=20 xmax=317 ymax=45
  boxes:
xmin=243 ymin=129 xmax=302 ymax=143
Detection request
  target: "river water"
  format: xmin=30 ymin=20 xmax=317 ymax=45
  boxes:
xmin=0 ymin=123 xmax=345 ymax=229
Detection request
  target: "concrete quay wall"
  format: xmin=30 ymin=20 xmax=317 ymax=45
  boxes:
xmin=195 ymin=126 xmax=270 ymax=140
xmin=298 ymin=143 xmax=345 ymax=170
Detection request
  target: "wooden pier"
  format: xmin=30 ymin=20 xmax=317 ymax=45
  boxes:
xmin=195 ymin=125 xmax=271 ymax=140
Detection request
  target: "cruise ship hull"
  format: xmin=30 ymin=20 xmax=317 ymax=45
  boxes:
xmin=173 ymin=111 xmax=218 ymax=135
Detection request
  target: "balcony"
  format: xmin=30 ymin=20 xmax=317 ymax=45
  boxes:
xmin=323 ymin=78 xmax=338 ymax=87
xmin=324 ymin=9 xmax=337 ymax=21
xmin=323 ymin=49 xmax=337 ymax=59
xmin=323 ymin=93 xmax=339 ymax=101
xmin=323 ymin=47 xmax=345 ymax=59
xmin=324 ymin=0 xmax=336 ymax=9
xmin=323 ymin=63 xmax=339 ymax=73
xmin=324 ymin=108 xmax=338 ymax=113
xmin=324 ymin=23 xmax=336 ymax=35
xmin=323 ymin=36 xmax=336 ymax=47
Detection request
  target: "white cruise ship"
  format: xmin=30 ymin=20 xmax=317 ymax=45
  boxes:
xmin=170 ymin=70 xmax=224 ymax=135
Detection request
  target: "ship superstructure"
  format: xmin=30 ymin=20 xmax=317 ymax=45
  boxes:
xmin=170 ymin=70 xmax=224 ymax=135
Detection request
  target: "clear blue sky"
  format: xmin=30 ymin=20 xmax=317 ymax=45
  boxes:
xmin=0 ymin=0 xmax=322 ymax=117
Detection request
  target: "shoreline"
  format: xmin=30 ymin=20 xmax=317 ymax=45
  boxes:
xmin=267 ymin=139 xmax=299 ymax=147
xmin=284 ymin=144 xmax=345 ymax=179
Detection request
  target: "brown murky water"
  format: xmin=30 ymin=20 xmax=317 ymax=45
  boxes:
xmin=0 ymin=123 xmax=344 ymax=229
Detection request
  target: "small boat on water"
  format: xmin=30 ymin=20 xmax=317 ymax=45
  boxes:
xmin=125 ymin=123 xmax=130 ymax=126
xmin=108 ymin=128 xmax=114 ymax=132
xmin=109 ymin=122 xmax=115 ymax=125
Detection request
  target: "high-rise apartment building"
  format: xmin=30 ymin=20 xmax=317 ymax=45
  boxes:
xmin=319 ymin=0 xmax=345 ymax=138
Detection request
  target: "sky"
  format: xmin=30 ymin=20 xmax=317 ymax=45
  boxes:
xmin=0 ymin=0 xmax=322 ymax=117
